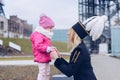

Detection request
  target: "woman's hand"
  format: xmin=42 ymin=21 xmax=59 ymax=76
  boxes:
xmin=50 ymin=48 xmax=60 ymax=60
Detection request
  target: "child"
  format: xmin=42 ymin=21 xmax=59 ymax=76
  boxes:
xmin=30 ymin=14 xmax=55 ymax=80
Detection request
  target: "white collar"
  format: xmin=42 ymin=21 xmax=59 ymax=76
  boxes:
xmin=34 ymin=26 xmax=54 ymax=39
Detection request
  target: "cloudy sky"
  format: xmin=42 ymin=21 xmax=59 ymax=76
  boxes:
xmin=3 ymin=0 xmax=78 ymax=29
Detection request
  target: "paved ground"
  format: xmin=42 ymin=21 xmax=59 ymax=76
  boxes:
xmin=0 ymin=53 xmax=120 ymax=80
xmin=91 ymin=54 xmax=120 ymax=80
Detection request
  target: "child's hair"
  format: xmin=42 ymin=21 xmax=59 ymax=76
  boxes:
xmin=68 ymin=28 xmax=82 ymax=51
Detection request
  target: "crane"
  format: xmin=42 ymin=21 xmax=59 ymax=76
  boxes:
xmin=0 ymin=0 xmax=5 ymax=16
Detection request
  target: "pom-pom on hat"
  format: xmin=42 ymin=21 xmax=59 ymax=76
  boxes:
xmin=39 ymin=14 xmax=55 ymax=29
xmin=83 ymin=15 xmax=108 ymax=41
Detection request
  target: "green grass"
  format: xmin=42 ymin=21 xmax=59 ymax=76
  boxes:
xmin=52 ymin=41 xmax=68 ymax=52
xmin=0 ymin=38 xmax=68 ymax=53
xmin=0 ymin=56 xmax=33 ymax=60
xmin=0 ymin=38 xmax=32 ymax=53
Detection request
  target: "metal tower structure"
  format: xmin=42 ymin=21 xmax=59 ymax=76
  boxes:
xmin=78 ymin=0 xmax=120 ymax=21
xmin=78 ymin=0 xmax=120 ymax=53
xmin=0 ymin=0 xmax=5 ymax=16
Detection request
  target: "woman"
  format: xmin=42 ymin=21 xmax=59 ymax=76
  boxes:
xmin=51 ymin=15 xmax=107 ymax=80
xmin=50 ymin=22 xmax=97 ymax=80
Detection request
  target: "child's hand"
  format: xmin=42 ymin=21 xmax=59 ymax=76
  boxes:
xmin=53 ymin=47 xmax=59 ymax=53
xmin=51 ymin=47 xmax=59 ymax=53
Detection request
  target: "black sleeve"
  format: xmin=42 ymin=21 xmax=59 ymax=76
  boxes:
xmin=54 ymin=58 xmax=73 ymax=77
xmin=54 ymin=54 xmax=85 ymax=77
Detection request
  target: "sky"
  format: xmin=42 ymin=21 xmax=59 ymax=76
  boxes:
xmin=3 ymin=0 xmax=78 ymax=30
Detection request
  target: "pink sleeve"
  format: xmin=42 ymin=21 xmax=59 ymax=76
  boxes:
xmin=34 ymin=34 xmax=48 ymax=53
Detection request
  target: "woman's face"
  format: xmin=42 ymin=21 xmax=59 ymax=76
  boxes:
xmin=67 ymin=29 xmax=71 ymax=42
xmin=67 ymin=28 xmax=74 ymax=42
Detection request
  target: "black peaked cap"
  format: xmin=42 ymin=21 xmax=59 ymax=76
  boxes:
xmin=72 ymin=22 xmax=89 ymax=39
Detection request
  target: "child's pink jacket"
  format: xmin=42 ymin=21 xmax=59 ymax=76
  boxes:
xmin=30 ymin=31 xmax=52 ymax=63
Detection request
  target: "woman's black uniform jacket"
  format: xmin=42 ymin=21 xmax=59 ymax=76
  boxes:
xmin=54 ymin=42 xmax=97 ymax=80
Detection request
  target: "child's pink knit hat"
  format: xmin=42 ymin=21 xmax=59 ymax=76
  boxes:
xmin=39 ymin=15 xmax=55 ymax=29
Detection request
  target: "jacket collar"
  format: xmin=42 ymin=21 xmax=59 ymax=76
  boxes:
xmin=34 ymin=26 xmax=54 ymax=39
